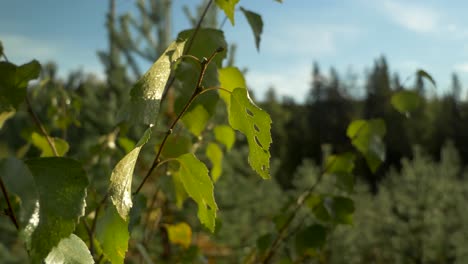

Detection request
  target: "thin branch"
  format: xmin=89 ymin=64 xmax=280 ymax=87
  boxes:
xmin=26 ymin=96 xmax=58 ymax=156
xmin=185 ymin=0 xmax=214 ymax=55
xmin=133 ymin=49 xmax=222 ymax=195
xmin=0 ymin=176 xmax=19 ymax=230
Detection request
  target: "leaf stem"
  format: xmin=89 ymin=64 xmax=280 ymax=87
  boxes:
xmin=133 ymin=49 xmax=222 ymax=195
xmin=0 ymin=176 xmax=20 ymax=230
xmin=26 ymin=96 xmax=59 ymax=156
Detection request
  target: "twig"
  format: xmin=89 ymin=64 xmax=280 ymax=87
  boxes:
xmin=26 ymin=96 xmax=58 ymax=156
xmin=0 ymin=176 xmax=19 ymax=230
xmin=133 ymin=48 xmax=222 ymax=195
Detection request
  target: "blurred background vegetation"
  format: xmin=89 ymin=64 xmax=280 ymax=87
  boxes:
xmin=2 ymin=0 xmax=468 ymax=263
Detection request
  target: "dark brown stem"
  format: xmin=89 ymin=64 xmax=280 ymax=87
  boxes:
xmin=26 ymin=96 xmax=58 ymax=156
xmin=0 ymin=176 xmax=19 ymax=230
xmin=133 ymin=49 xmax=221 ymax=195
xmin=185 ymin=0 xmax=214 ymax=55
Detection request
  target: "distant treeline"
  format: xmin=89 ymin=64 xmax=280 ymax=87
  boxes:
xmin=261 ymin=56 xmax=468 ymax=192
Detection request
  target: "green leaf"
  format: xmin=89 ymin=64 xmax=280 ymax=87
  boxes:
xmin=218 ymin=66 xmax=247 ymax=108
xmin=128 ymin=40 xmax=185 ymax=126
xmin=25 ymin=158 xmax=88 ymax=262
xmin=295 ymin=224 xmax=327 ymax=255
xmin=45 ymin=234 xmax=94 ymax=264
xmin=391 ymin=90 xmax=423 ymax=114
xmin=175 ymin=60 xmax=219 ymax=136
xmin=214 ymin=125 xmax=235 ymax=150
xmin=0 ymin=60 xmax=41 ymax=123
xmin=129 ymin=193 xmax=146 ymax=232
xmin=240 ymin=7 xmax=263 ymax=51
xmin=347 ymin=119 xmax=386 ymax=173
xmin=215 ymin=0 xmax=239 ymax=25
xmin=31 ymin=132 xmax=69 ymax=157
xmin=96 ymin=206 xmax=129 ymax=264
xmin=175 ymin=153 xmax=218 ymax=232
xmin=325 ymin=153 xmax=355 ymax=192
xmin=160 ymin=134 xmax=192 ymax=159
xmin=228 ymin=88 xmax=272 ymax=179
xmin=416 ymin=69 xmax=436 ymax=87
xmin=178 ymin=28 xmax=227 ymax=67
xmin=0 ymin=157 xmax=37 ymax=225
xmin=172 ymin=172 xmax=188 ymax=209
xmin=310 ymin=195 xmax=355 ymax=225
xmin=206 ymin=143 xmax=223 ymax=182
xmin=109 ymin=127 xmax=151 ymax=220
xmin=257 ymin=233 xmax=274 ymax=253
xmin=166 ymin=222 xmax=192 ymax=248
xmin=117 ymin=137 xmax=136 ymax=154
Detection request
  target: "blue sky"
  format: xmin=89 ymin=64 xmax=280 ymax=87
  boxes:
xmin=1 ymin=0 xmax=468 ymax=101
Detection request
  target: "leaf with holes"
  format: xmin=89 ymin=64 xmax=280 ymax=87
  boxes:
xmin=218 ymin=66 xmax=246 ymax=109
xmin=109 ymin=127 xmax=151 ymax=220
xmin=45 ymin=234 xmax=93 ymax=264
xmin=31 ymin=132 xmax=69 ymax=157
xmin=391 ymin=90 xmax=423 ymax=114
xmin=96 ymin=206 xmax=129 ymax=264
xmin=127 ymin=40 xmax=185 ymax=126
xmin=206 ymin=142 xmax=223 ymax=182
xmin=240 ymin=7 xmax=263 ymax=51
xmin=25 ymin=158 xmax=88 ymax=262
xmin=214 ymin=125 xmax=235 ymax=150
xmin=228 ymin=88 xmax=271 ymax=179
xmin=347 ymin=119 xmax=386 ymax=173
xmin=166 ymin=222 xmax=192 ymax=249
xmin=175 ymin=153 xmax=217 ymax=232
xmin=215 ymin=0 xmax=239 ymax=25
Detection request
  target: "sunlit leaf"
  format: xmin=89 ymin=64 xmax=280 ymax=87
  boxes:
xmin=240 ymin=7 xmax=263 ymax=51
xmin=218 ymin=66 xmax=246 ymax=108
xmin=0 ymin=157 xmax=37 ymax=225
xmin=214 ymin=125 xmax=235 ymax=150
xmin=109 ymin=127 xmax=151 ymax=220
xmin=347 ymin=119 xmax=386 ymax=173
xmin=96 ymin=206 xmax=129 ymax=264
xmin=391 ymin=90 xmax=423 ymax=114
xmin=228 ymin=88 xmax=272 ymax=179
xmin=31 ymin=132 xmax=69 ymax=157
xmin=117 ymin=137 xmax=135 ymax=154
xmin=182 ymin=104 xmax=212 ymax=136
xmin=25 ymin=158 xmax=88 ymax=262
xmin=166 ymin=222 xmax=192 ymax=248
xmin=172 ymin=172 xmax=188 ymax=209
xmin=128 ymin=40 xmax=185 ymax=126
xmin=175 ymin=153 xmax=217 ymax=232
xmin=416 ymin=69 xmax=436 ymax=87
xmin=295 ymin=224 xmax=327 ymax=255
xmin=206 ymin=143 xmax=223 ymax=182
xmin=45 ymin=234 xmax=93 ymax=264
xmin=0 ymin=110 xmax=15 ymax=130
xmin=215 ymin=0 xmax=239 ymax=25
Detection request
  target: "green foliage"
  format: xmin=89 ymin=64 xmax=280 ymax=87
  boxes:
xmin=206 ymin=142 xmax=223 ymax=182
xmin=25 ymin=158 xmax=88 ymax=262
xmin=240 ymin=7 xmax=263 ymax=51
xmin=391 ymin=90 xmax=423 ymax=115
xmin=215 ymin=0 xmax=239 ymax=25
xmin=295 ymin=224 xmax=327 ymax=255
xmin=174 ymin=153 xmax=218 ymax=232
xmin=416 ymin=69 xmax=436 ymax=87
xmin=214 ymin=124 xmax=235 ymax=150
xmin=96 ymin=206 xmax=129 ymax=264
xmin=347 ymin=119 xmax=386 ymax=172
xmin=31 ymin=132 xmax=69 ymax=157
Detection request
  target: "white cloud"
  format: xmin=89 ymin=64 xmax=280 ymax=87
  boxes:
xmin=454 ymin=63 xmax=468 ymax=73
xmin=382 ymin=0 xmax=440 ymax=33
xmin=263 ymin=24 xmax=360 ymax=57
